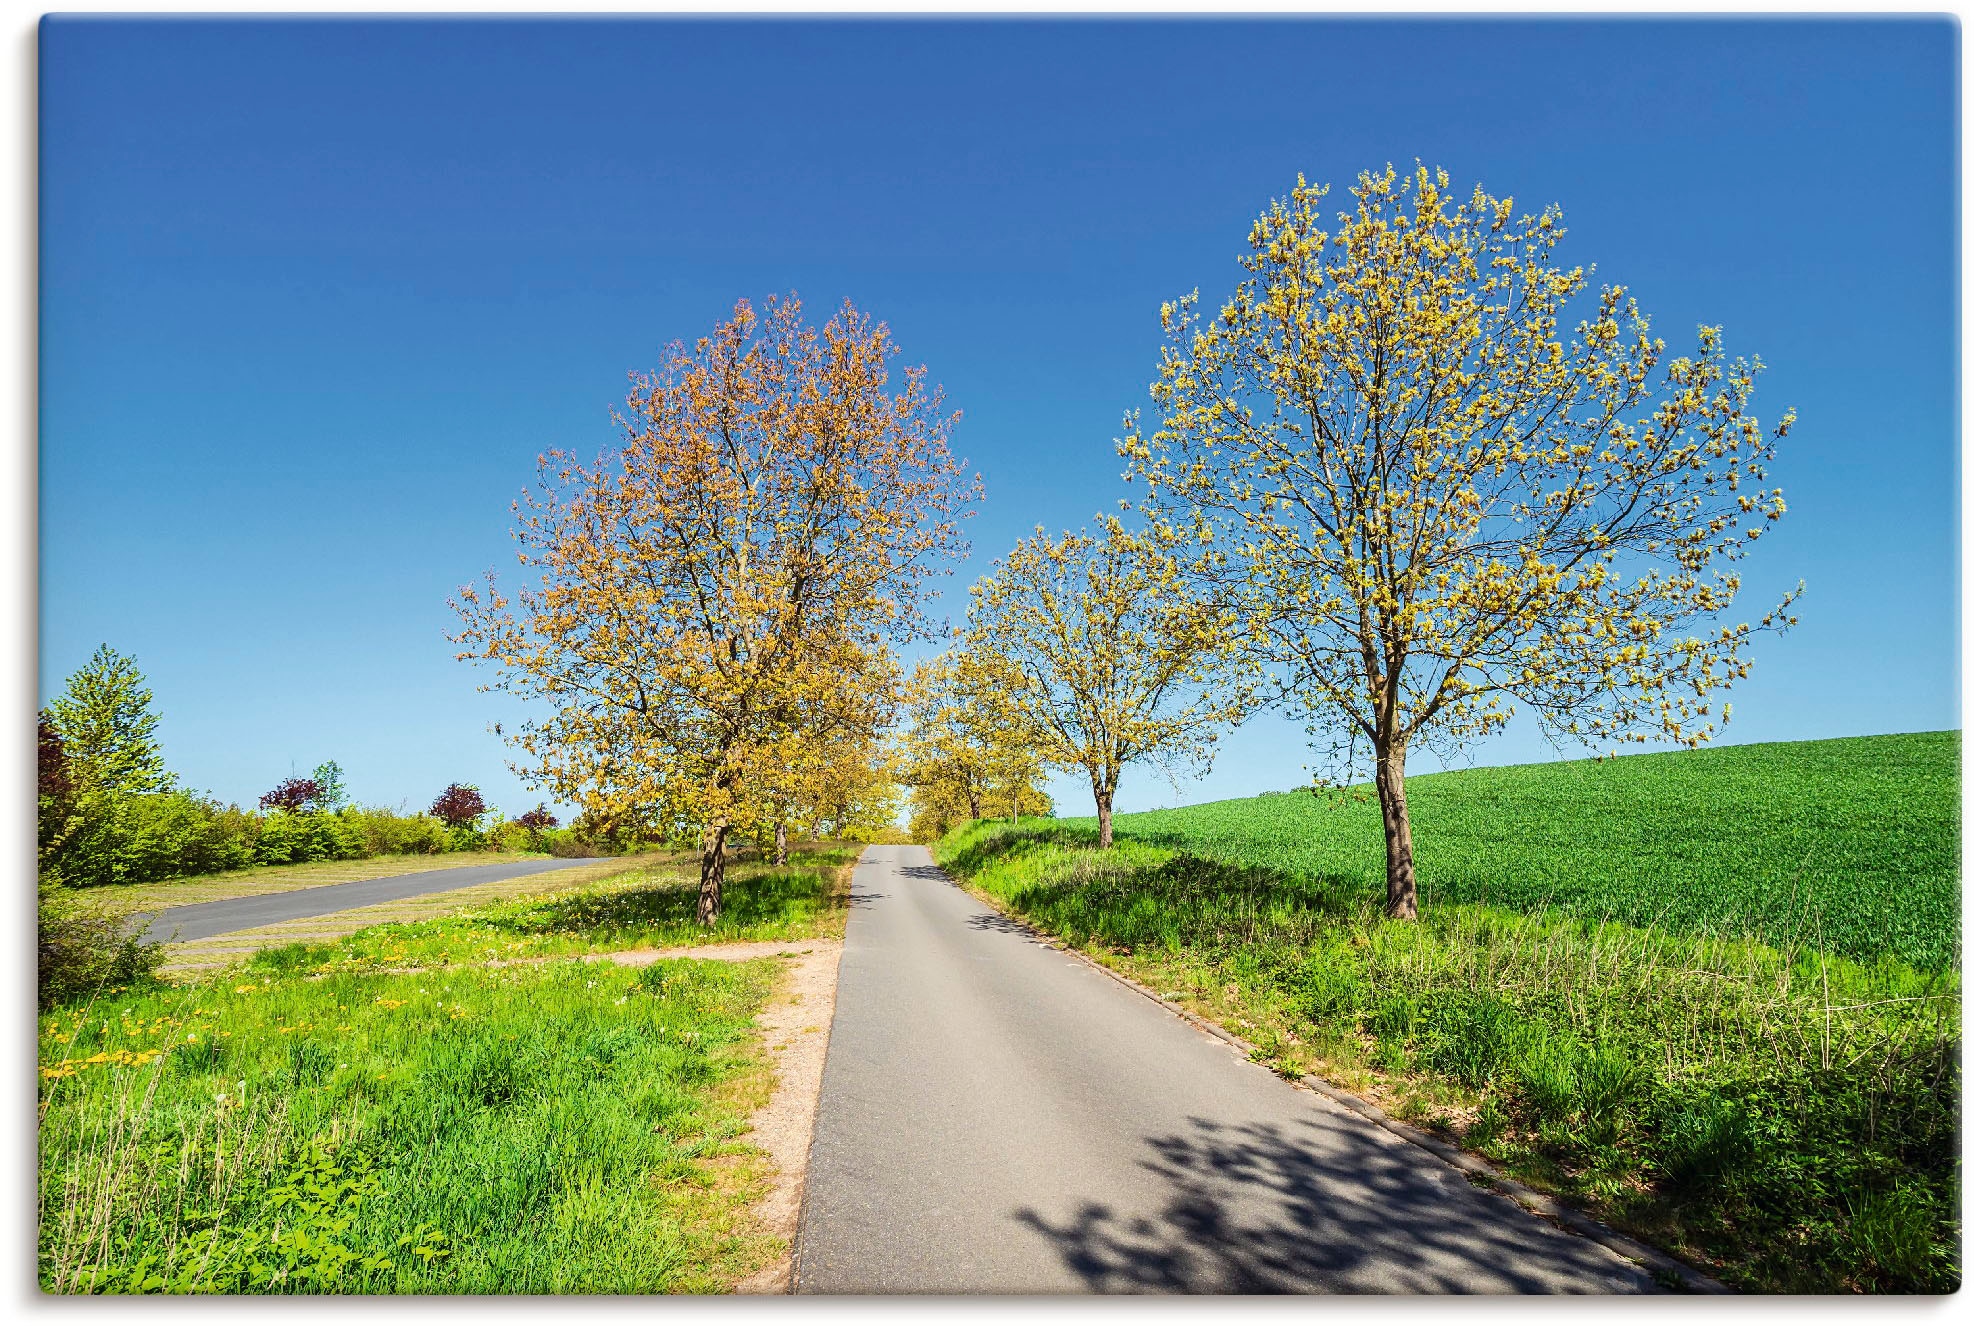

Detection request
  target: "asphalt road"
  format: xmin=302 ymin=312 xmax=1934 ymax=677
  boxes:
xmin=794 ymin=844 xmax=1657 ymax=1295
xmin=135 ymin=857 xmax=613 ymax=944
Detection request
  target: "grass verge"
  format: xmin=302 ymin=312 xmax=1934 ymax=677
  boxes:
xmin=38 ymin=844 xmax=861 ymax=1294
xmin=237 ymin=845 xmax=857 ymax=977
xmin=39 ymin=957 xmax=782 ymax=1292
xmin=936 ymin=820 xmax=1960 ymax=1294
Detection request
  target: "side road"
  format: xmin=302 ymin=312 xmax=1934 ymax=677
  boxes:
xmin=795 ymin=844 xmax=1659 ymax=1294
xmin=135 ymin=856 xmax=612 ymax=944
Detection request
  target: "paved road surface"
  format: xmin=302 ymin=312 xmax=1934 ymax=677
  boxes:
xmin=795 ymin=844 xmax=1656 ymax=1295
xmin=136 ymin=857 xmax=613 ymax=944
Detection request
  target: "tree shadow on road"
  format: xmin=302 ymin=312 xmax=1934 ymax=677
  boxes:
xmin=1014 ymin=1113 xmax=1655 ymax=1295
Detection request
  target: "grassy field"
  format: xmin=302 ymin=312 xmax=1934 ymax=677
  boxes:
xmin=935 ymin=734 xmax=1961 ymax=1294
xmin=38 ymin=846 xmax=857 ymax=1294
xmin=1106 ymin=731 xmax=1959 ymax=969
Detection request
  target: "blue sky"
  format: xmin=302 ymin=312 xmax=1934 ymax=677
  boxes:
xmin=39 ymin=16 xmax=1959 ymax=819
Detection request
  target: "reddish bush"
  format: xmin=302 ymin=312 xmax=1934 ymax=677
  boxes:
xmin=259 ymin=777 xmax=323 ymax=814
xmin=428 ymin=783 xmax=487 ymax=829
xmin=515 ymin=804 xmax=559 ymax=832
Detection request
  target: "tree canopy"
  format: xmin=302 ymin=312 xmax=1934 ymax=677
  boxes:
xmin=1122 ymin=165 xmax=1798 ymax=917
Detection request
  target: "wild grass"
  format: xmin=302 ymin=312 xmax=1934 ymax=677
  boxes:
xmin=238 ymin=845 xmax=856 ymax=977
xmin=1101 ymin=732 xmax=1959 ymax=969
xmin=938 ymin=811 xmax=1961 ymax=1293
xmin=38 ymin=956 xmax=782 ymax=1293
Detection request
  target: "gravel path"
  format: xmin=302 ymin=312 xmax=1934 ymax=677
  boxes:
xmin=793 ymin=844 xmax=1658 ymax=1295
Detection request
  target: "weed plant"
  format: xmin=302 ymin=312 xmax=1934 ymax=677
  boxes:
xmin=938 ymin=815 xmax=1961 ymax=1293
xmin=38 ymin=957 xmax=781 ymax=1293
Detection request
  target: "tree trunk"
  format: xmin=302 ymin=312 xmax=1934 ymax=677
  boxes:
xmin=1095 ymin=783 xmax=1115 ymax=850
xmin=698 ymin=822 xmax=728 ymax=926
xmin=967 ymin=789 xmax=982 ymax=820
xmin=773 ymin=821 xmax=789 ymax=867
xmin=1374 ymin=739 xmax=1417 ymax=919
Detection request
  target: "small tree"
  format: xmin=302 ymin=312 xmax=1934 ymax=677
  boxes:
xmin=259 ymin=777 xmax=323 ymax=815
xmin=515 ymin=804 xmax=559 ymax=832
xmin=1123 ymin=165 xmax=1800 ymax=917
xmin=310 ymin=761 xmax=349 ymax=811
xmin=429 ymin=783 xmax=488 ymax=829
xmin=896 ymin=650 xmax=1040 ymax=824
xmin=964 ymin=519 xmax=1256 ymax=849
xmin=37 ymin=713 xmax=79 ymax=882
xmin=46 ymin=644 xmax=170 ymax=796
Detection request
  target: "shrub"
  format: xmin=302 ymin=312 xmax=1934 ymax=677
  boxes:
xmin=38 ymin=888 xmax=161 ymax=1009
xmin=259 ymin=777 xmax=323 ymax=814
xmin=124 ymin=791 xmax=254 ymax=879
xmin=343 ymin=806 xmax=445 ymax=857
xmin=252 ymin=811 xmax=364 ymax=866
xmin=428 ymin=784 xmax=487 ymax=830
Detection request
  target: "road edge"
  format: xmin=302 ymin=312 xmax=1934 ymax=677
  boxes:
xmin=936 ymin=859 xmax=1734 ymax=1296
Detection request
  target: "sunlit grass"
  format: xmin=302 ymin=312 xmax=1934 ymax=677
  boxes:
xmin=38 ymin=956 xmax=782 ymax=1293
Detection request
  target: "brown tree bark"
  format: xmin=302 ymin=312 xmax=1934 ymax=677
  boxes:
xmin=1096 ymin=786 xmax=1115 ymax=850
xmin=698 ymin=822 xmax=729 ymax=926
xmin=1374 ymin=739 xmax=1417 ymax=919
xmin=967 ymin=788 xmax=982 ymax=820
xmin=773 ymin=820 xmax=789 ymax=866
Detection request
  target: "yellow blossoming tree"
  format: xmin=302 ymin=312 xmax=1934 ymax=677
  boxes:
xmin=964 ymin=518 xmax=1257 ymax=849
xmin=1122 ymin=165 xmax=1800 ymax=918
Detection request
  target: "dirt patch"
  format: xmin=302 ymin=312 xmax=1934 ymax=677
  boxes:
xmin=731 ymin=940 xmax=845 ymax=1294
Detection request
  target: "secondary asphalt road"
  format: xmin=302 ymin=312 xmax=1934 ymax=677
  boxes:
xmin=135 ymin=857 xmax=613 ymax=944
xmin=794 ymin=844 xmax=1657 ymax=1295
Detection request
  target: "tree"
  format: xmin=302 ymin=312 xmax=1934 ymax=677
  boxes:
xmin=896 ymin=648 xmax=1056 ymax=834
xmin=46 ymin=644 xmax=170 ymax=796
xmin=38 ymin=713 xmax=79 ymax=882
xmin=515 ymin=805 xmax=559 ymax=832
xmin=311 ymin=761 xmax=349 ymax=811
xmin=259 ymin=777 xmax=323 ymax=814
xmin=429 ymin=783 xmax=488 ymax=829
xmin=963 ymin=519 xmax=1256 ymax=849
xmin=1122 ymin=165 xmax=1799 ymax=918
xmin=452 ymin=294 xmax=976 ymax=924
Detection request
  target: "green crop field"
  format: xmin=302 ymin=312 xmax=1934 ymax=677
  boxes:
xmin=1093 ymin=731 xmax=1960 ymax=970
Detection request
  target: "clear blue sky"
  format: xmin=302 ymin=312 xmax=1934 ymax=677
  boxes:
xmin=39 ymin=16 xmax=1959 ymax=819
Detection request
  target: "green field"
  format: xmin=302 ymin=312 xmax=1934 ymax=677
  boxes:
xmin=1099 ymin=731 xmax=1960 ymax=969
xmin=936 ymin=732 xmax=1962 ymax=1293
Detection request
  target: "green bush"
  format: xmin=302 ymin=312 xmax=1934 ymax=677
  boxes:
xmin=252 ymin=811 xmax=365 ymax=866
xmin=37 ymin=888 xmax=162 ymax=1010
xmin=342 ymin=806 xmax=446 ymax=857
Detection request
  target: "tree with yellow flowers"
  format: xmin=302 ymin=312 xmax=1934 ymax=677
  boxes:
xmin=964 ymin=518 xmax=1257 ymax=849
xmin=896 ymin=649 xmax=1052 ymax=839
xmin=1121 ymin=165 xmax=1799 ymax=919
xmin=452 ymin=293 xmax=976 ymax=924
xmin=748 ymin=643 xmax=900 ymax=863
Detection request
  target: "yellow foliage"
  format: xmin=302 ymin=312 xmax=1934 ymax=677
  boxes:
xmin=1122 ymin=165 xmax=1800 ymax=914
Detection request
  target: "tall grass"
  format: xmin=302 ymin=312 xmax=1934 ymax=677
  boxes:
xmin=39 ymin=958 xmax=781 ymax=1293
xmin=939 ymin=821 xmax=1961 ymax=1293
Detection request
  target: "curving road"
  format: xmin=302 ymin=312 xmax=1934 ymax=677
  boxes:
xmin=135 ymin=857 xmax=613 ymax=944
xmin=794 ymin=844 xmax=1657 ymax=1295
